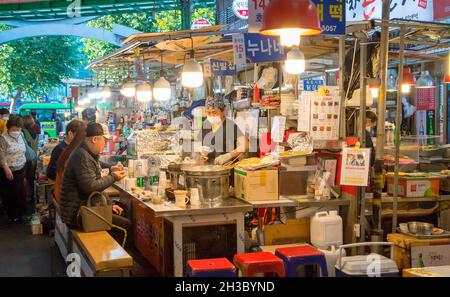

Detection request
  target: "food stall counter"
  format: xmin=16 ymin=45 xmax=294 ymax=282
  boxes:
xmin=113 ymin=183 xmax=252 ymax=217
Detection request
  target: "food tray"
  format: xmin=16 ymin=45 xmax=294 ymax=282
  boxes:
xmin=397 ymin=228 xmax=450 ymax=239
xmin=419 ymin=147 xmax=447 ymax=157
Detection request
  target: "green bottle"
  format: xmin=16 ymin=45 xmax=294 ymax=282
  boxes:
xmin=418 ymin=253 xmax=425 ymax=268
xmin=426 ymin=110 xmax=435 ymax=145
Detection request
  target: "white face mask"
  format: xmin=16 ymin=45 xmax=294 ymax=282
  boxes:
xmin=9 ymin=131 xmax=21 ymax=139
xmin=2 ymin=116 xmax=8 ymax=121
xmin=207 ymin=116 xmax=222 ymax=125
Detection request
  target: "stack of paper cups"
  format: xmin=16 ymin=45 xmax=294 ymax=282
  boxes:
xmin=128 ymin=160 xmax=135 ymax=178
xmin=125 ymin=178 xmax=137 ymax=191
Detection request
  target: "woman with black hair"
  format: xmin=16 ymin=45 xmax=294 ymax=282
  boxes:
xmin=0 ymin=115 xmax=27 ymax=222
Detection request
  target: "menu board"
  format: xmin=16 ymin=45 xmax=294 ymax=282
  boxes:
xmin=309 ymin=87 xmax=340 ymax=141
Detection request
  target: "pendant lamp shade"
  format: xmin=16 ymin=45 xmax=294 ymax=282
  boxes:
xmin=396 ymin=67 xmax=415 ymax=94
xmin=181 ymin=59 xmax=204 ymax=88
xmin=153 ymin=77 xmax=171 ymax=101
xmin=120 ymin=80 xmax=136 ymax=97
xmin=101 ymin=85 xmax=111 ymax=99
xmin=260 ymin=0 xmax=321 ymax=47
xmin=285 ymin=47 xmax=305 ymax=74
xmin=136 ymin=82 xmax=152 ymax=102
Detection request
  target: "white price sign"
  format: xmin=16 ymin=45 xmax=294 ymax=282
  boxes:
xmin=232 ymin=0 xmax=249 ymax=19
xmin=232 ymin=33 xmax=246 ymax=66
xmin=248 ymin=0 xmax=271 ymax=33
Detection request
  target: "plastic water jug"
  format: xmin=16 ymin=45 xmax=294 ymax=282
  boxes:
xmin=310 ymin=210 xmax=343 ymax=249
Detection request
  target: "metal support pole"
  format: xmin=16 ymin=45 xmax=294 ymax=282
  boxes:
xmin=358 ymin=34 xmax=368 ymax=247
xmin=373 ymin=0 xmax=391 ymax=238
xmin=339 ymin=36 xmax=346 ymax=141
xmin=181 ymin=0 xmax=192 ymax=30
xmin=392 ymin=26 xmax=406 ymax=234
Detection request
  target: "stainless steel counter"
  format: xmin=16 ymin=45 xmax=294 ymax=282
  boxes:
xmin=113 ymin=183 xmax=253 ymax=217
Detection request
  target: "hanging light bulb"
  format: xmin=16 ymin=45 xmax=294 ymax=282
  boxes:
xmin=121 ymin=80 xmax=136 ymax=97
xmin=136 ymin=82 xmax=152 ymax=102
xmin=153 ymin=51 xmax=172 ymax=101
xmin=368 ymin=84 xmax=379 ymax=98
xmin=101 ymin=79 xmax=111 ymax=99
xmin=260 ymin=0 xmax=321 ymax=46
xmin=416 ymin=70 xmax=434 ymax=88
xmin=181 ymin=39 xmax=204 ymax=88
xmin=285 ymin=47 xmax=305 ymax=74
xmin=181 ymin=58 xmax=203 ymax=88
xmin=396 ymin=67 xmax=416 ymax=94
xmin=154 ymin=77 xmax=171 ymax=101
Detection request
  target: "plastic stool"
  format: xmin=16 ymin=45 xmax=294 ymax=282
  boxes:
xmin=275 ymin=245 xmax=328 ymax=277
xmin=233 ymin=252 xmax=285 ymax=277
xmin=187 ymin=258 xmax=236 ymax=277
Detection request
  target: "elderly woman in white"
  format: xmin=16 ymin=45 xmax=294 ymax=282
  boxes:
xmin=0 ymin=115 xmax=27 ymax=222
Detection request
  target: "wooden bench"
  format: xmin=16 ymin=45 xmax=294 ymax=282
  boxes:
xmin=54 ymin=202 xmax=133 ymax=277
xmin=71 ymin=230 xmax=133 ymax=277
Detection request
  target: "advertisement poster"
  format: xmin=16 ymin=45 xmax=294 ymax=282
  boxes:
xmin=297 ymin=92 xmax=312 ymax=132
xmin=309 ymin=87 xmax=340 ymax=141
xmin=346 ymin=0 xmax=434 ymax=22
xmin=416 ymin=87 xmax=436 ymax=142
xmin=340 ymin=147 xmax=371 ymax=187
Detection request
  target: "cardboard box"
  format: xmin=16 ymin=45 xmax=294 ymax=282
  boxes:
xmin=387 ymin=176 xmax=439 ymax=197
xmin=387 ymin=233 xmax=450 ymax=269
xmin=263 ymin=218 xmax=310 ymax=245
xmin=234 ymin=168 xmax=279 ymax=201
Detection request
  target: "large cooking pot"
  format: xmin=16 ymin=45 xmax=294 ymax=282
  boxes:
xmin=167 ymin=162 xmax=186 ymax=190
xmin=182 ymin=165 xmax=230 ymax=204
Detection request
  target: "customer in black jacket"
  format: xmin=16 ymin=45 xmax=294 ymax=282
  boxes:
xmin=60 ymin=123 xmax=128 ymax=242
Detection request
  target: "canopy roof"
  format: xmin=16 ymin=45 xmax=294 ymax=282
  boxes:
xmin=0 ymin=0 xmax=215 ymax=21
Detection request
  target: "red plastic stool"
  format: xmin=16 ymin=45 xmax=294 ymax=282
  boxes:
xmin=187 ymin=258 xmax=236 ymax=277
xmin=233 ymin=252 xmax=285 ymax=277
xmin=275 ymin=245 xmax=328 ymax=277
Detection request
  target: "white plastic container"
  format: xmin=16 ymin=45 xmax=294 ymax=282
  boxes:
xmin=310 ymin=210 xmax=343 ymax=249
xmin=318 ymin=246 xmax=346 ymax=277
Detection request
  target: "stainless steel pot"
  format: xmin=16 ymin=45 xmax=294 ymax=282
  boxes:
xmin=167 ymin=163 xmax=185 ymax=190
xmin=182 ymin=165 xmax=231 ymax=204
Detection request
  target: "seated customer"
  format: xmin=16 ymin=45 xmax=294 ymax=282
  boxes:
xmin=53 ymin=121 xmax=86 ymax=205
xmin=60 ymin=123 xmax=128 ymax=243
xmin=47 ymin=119 xmax=84 ymax=181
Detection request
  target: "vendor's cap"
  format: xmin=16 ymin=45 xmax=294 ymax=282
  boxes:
xmin=86 ymin=123 xmax=112 ymax=140
xmin=205 ymin=93 xmax=225 ymax=110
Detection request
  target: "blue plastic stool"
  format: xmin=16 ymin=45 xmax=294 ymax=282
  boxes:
xmin=275 ymin=245 xmax=328 ymax=277
xmin=187 ymin=258 xmax=236 ymax=277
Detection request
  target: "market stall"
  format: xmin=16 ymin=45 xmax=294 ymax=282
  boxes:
xmin=78 ymin=4 xmax=450 ymax=277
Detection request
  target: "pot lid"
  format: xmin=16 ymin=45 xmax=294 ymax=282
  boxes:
xmin=182 ymin=165 xmax=230 ymax=174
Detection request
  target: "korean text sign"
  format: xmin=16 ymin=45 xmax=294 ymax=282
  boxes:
xmin=210 ymin=59 xmax=236 ymax=76
xmin=244 ymin=33 xmax=286 ymax=63
xmin=248 ymin=0 xmax=345 ymax=35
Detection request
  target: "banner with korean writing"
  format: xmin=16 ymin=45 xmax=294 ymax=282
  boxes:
xmin=244 ymin=33 xmax=285 ymax=63
xmin=303 ymin=79 xmax=324 ymax=91
xmin=232 ymin=33 xmax=246 ymax=66
xmin=347 ymin=0 xmax=434 ymax=22
xmin=248 ymin=0 xmax=345 ymax=35
xmin=210 ymin=59 xmax=236 ymax=76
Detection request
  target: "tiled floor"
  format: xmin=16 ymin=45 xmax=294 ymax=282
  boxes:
xmin=0 ymin=203 xmax=159 ymax=277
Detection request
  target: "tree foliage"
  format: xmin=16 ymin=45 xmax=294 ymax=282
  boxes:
xmin=0 ymin=35 xmax=80 ymax=100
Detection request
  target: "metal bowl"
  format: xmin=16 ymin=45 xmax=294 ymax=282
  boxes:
xmin=408 ymin=222 xmax=434 ymax=235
